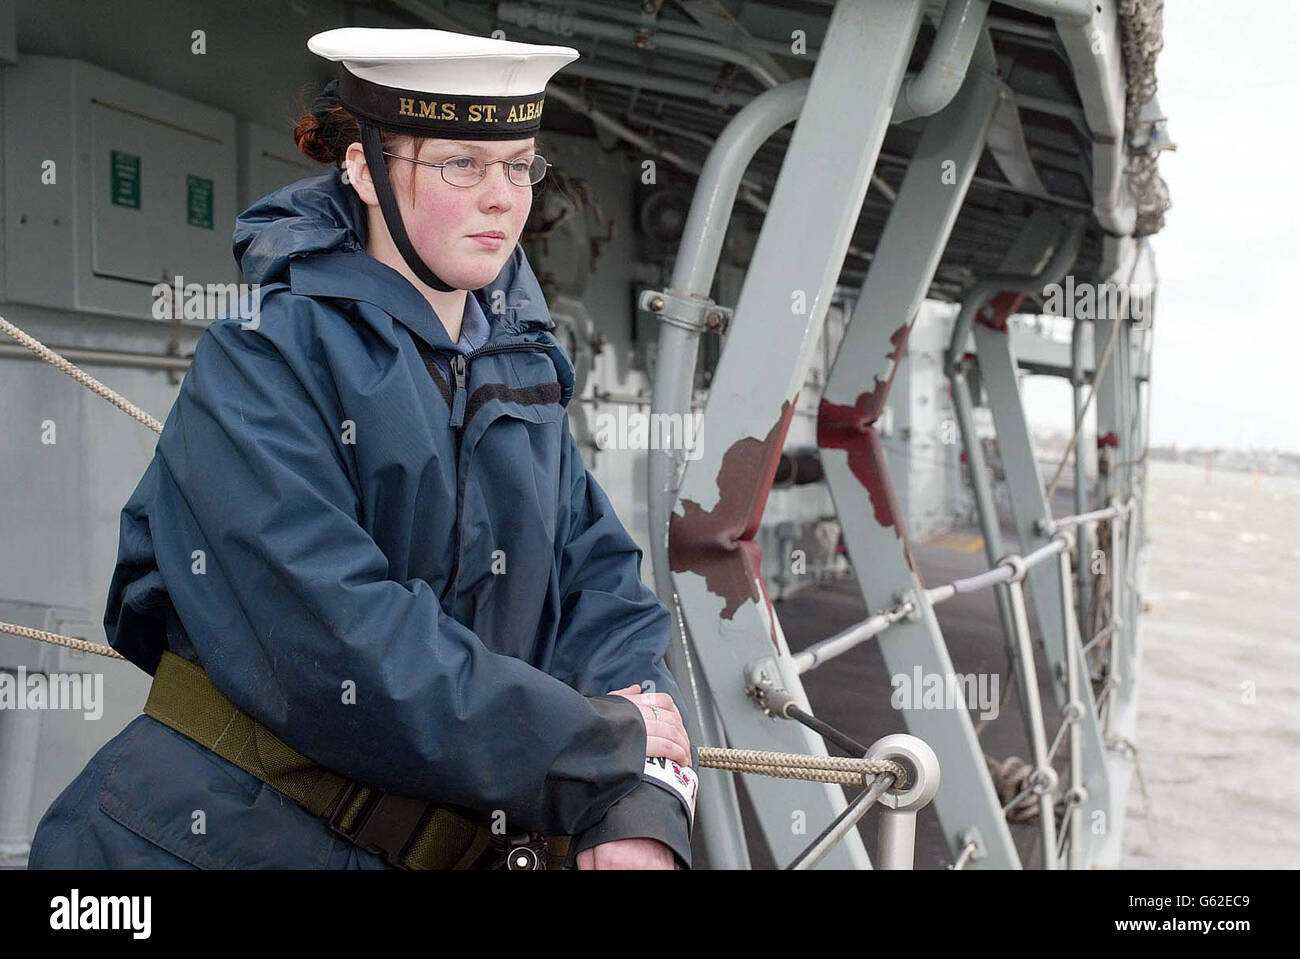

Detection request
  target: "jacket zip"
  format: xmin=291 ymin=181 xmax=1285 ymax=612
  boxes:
xmin=446 ymin=341 xmax=549 ymax=430
xmin=438 ymin=339 xmax=551 ymax=608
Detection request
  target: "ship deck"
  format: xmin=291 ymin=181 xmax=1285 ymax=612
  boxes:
xmin=695 ymin=485 xmax=1081 ymax=870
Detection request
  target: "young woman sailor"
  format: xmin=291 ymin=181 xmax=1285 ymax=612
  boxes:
xmin=29 ymin=27 xmax=698 ymax=871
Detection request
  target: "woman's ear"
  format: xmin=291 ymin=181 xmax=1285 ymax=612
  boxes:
xmin=343 ymin=142 xmax=378 ymax=207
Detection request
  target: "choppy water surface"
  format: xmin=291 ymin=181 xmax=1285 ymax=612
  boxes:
xmin=1123 ymin=460 xmax=1300 ymax=867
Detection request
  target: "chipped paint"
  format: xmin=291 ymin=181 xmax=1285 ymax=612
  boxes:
xmin=817 ymin=399 xmax=918 ymax=572
xmin=669 ymin=399 xmax=797 ymax=622
xmin=973 ymin=291 xmax=1027 ymax=332
xmin=816 ymin=320 xmax=919 ymax=571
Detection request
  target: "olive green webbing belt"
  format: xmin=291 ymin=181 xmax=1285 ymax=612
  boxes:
xmin=144 ymin=649 xmax=571 ymax=870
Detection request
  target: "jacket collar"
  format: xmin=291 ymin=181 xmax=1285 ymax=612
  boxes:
xmin=289 ymin=244 xmax=557 ymax=355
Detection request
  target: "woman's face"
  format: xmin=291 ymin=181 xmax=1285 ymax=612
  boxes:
xmin=348 ymin=134 xmax=535 ymax=291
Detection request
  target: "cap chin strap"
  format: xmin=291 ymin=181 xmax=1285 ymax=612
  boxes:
xmin=358 ymin=120 xmax=456 ymax=293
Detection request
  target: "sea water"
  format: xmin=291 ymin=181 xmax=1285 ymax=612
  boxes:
xmin=1123 ymin=459 xmax=1300 ymax=867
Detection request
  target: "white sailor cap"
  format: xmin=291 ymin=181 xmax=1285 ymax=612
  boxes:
xmin=307 ymin=27 xmax=579 ymax=141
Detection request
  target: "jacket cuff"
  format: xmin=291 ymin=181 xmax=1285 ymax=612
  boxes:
xmin=571 ymin=780 xmax=692 ymax=869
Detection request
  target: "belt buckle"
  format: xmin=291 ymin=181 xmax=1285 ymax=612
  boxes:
xmin=327 ymin=784 xmax=433 ymax=870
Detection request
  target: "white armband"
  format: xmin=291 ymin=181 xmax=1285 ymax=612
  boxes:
xmin=642 ymin=756 xmax=698 ymax=830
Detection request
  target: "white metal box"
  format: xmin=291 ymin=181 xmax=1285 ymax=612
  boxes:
xmin=2 ymin=55 xmax=237 ymax=321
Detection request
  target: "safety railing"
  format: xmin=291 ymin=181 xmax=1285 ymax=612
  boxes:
xmin=743 ymin=671 xmax=941 ymax=870
xmin=773 ymin=496 xmax=1139 ymax=869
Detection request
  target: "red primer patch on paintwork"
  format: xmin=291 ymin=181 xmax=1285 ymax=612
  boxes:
xmin=974 ymin=291 xmax=1026 ymax=332
xmin=669 ymin=399 xmax=797 ymax=624
xmin=817 ymin=402 xmax=918 ymax=572
xmin=816 ymin=321 xmax=920 ymax=571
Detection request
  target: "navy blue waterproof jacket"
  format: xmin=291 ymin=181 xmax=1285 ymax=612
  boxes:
xmin=29 ymin=167 xmax=695 ymax=869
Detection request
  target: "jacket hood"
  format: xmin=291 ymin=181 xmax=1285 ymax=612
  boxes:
xmin=233 ymin=169 xmax=365 ymax=287
xmin=232 ymin=167 xmax=573 ymax=402
xmin=233 ymin=167 xmax=555 ymax=335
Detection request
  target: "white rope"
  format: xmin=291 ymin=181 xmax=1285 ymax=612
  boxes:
xmin=0 ymin=620 xmax=125 ymax=660
xmin=1043 ymin=312 xmax=1121 ymax=501
xmin=1042 ymin=242 xmax=1146 ymax=501
xmin=0 ymin=316 xmax=164 ymax=434
xmin=698 ymin=745 xmax=907 ymax=787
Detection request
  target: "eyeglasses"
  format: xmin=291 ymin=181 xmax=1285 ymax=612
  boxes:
xmin=381 ymin=151 xmax=551 ymax=188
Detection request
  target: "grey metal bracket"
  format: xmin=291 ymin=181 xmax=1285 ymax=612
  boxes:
xmin=745 ymin=656 xmax=789 ymax=718
xmin=639 ymin=287 xmax=732 ymax=335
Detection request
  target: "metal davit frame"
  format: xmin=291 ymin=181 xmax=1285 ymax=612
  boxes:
xmin=0 ymin=0 xmax=1165 ymax=874
xmin=647 ymin=0 xmax=931 ymax=870
xmin=645 ymin=0 xmax=1152 ymax=870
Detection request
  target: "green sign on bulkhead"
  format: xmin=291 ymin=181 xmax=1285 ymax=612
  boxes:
xmin=187 ymin=175 xmax=213 ymax=229
xmin=111 ymin=150 xmax=140 ymax=209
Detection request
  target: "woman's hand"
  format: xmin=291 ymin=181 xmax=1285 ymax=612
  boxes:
xmin=606 ymin=684 xmax=692 ymax=766
xmin=576 ymin=837 xmax=675 ymax=870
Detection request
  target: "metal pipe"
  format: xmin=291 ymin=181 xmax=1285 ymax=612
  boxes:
xmin=1105 ymin=497 xmax=1123 ymax=735
xmin=875 ymin=798 xmax=921 ymax=869
xmin=1071 ymin=316 xmax=1092 ymax=621
xmin=925 ymin=584 xmax=956 ymax=606
xmin=625 ymin=112 xmax=773 ymax=195
xmin=892 ymin=0 xmax=991 ymax=123
xmin=1057 ymin=552 xmax=1086 ymax=869
xmin=643 ymin=77 xmax=811 ymax=872
xmin=0 ymin=341 xmax=191 ymax=371
xmin=1005 ymin=579 xmax=1058 ymax=868
xmin=792 ymin=602 xmax=915 ymax=673
xmin=948 ymin=367 xmax=1028 ymax=762
xmin=950 ymin=560 xmax=1015 ymax=595
xmin=1050 ymin=503 xmax=1124 ymax=529
xmin=518 ymin=0 xmax=995 ymax=130
xmin=546 ymin=83 xmax=802 ymax=225
xmin=546 ymin=83 xmax=697 ymax=169
xmin=1048 ymin=1 xmax=1132 ymax=235
xmin=787 ymin=773 xmax=895 ymax=871
xmin=948 ymin=369 xmax=1021 ymax=672
xmin=951 ymin=839 xmax=979 ymax=869
xmin=1022 ymin=535 xmax=1069 ymax=570
xmin=497 ymin=2 xmax=787 ymax=89
xmin=944 ymin=216 xmax=1086 ymax=374
xmin=1121 ymin=493 xmax=1140 ymax=692
xmin=869 ymin=734 xmax=942 ymax=870
xmin=623 ymin=106 xmax=897 ymax=208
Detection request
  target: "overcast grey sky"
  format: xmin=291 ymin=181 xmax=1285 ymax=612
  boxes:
xmin=1020 ymin=1 xmax=1298 ymax=453
xmin=1137 ymin=0 xmax=1298 ymax=451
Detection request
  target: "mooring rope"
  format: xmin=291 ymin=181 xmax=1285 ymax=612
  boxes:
xmin=0 ymin=617 xmax=905 ymax=786
xmin=0 ymin=316 xmax=164 ymax=434
xmin=697 ymin=746 xmax=906 ymax=787
xmin=1 ymin=316 xmax=912 ymax=793
xmin=0 ymin=620 xmax=126 ymax=661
